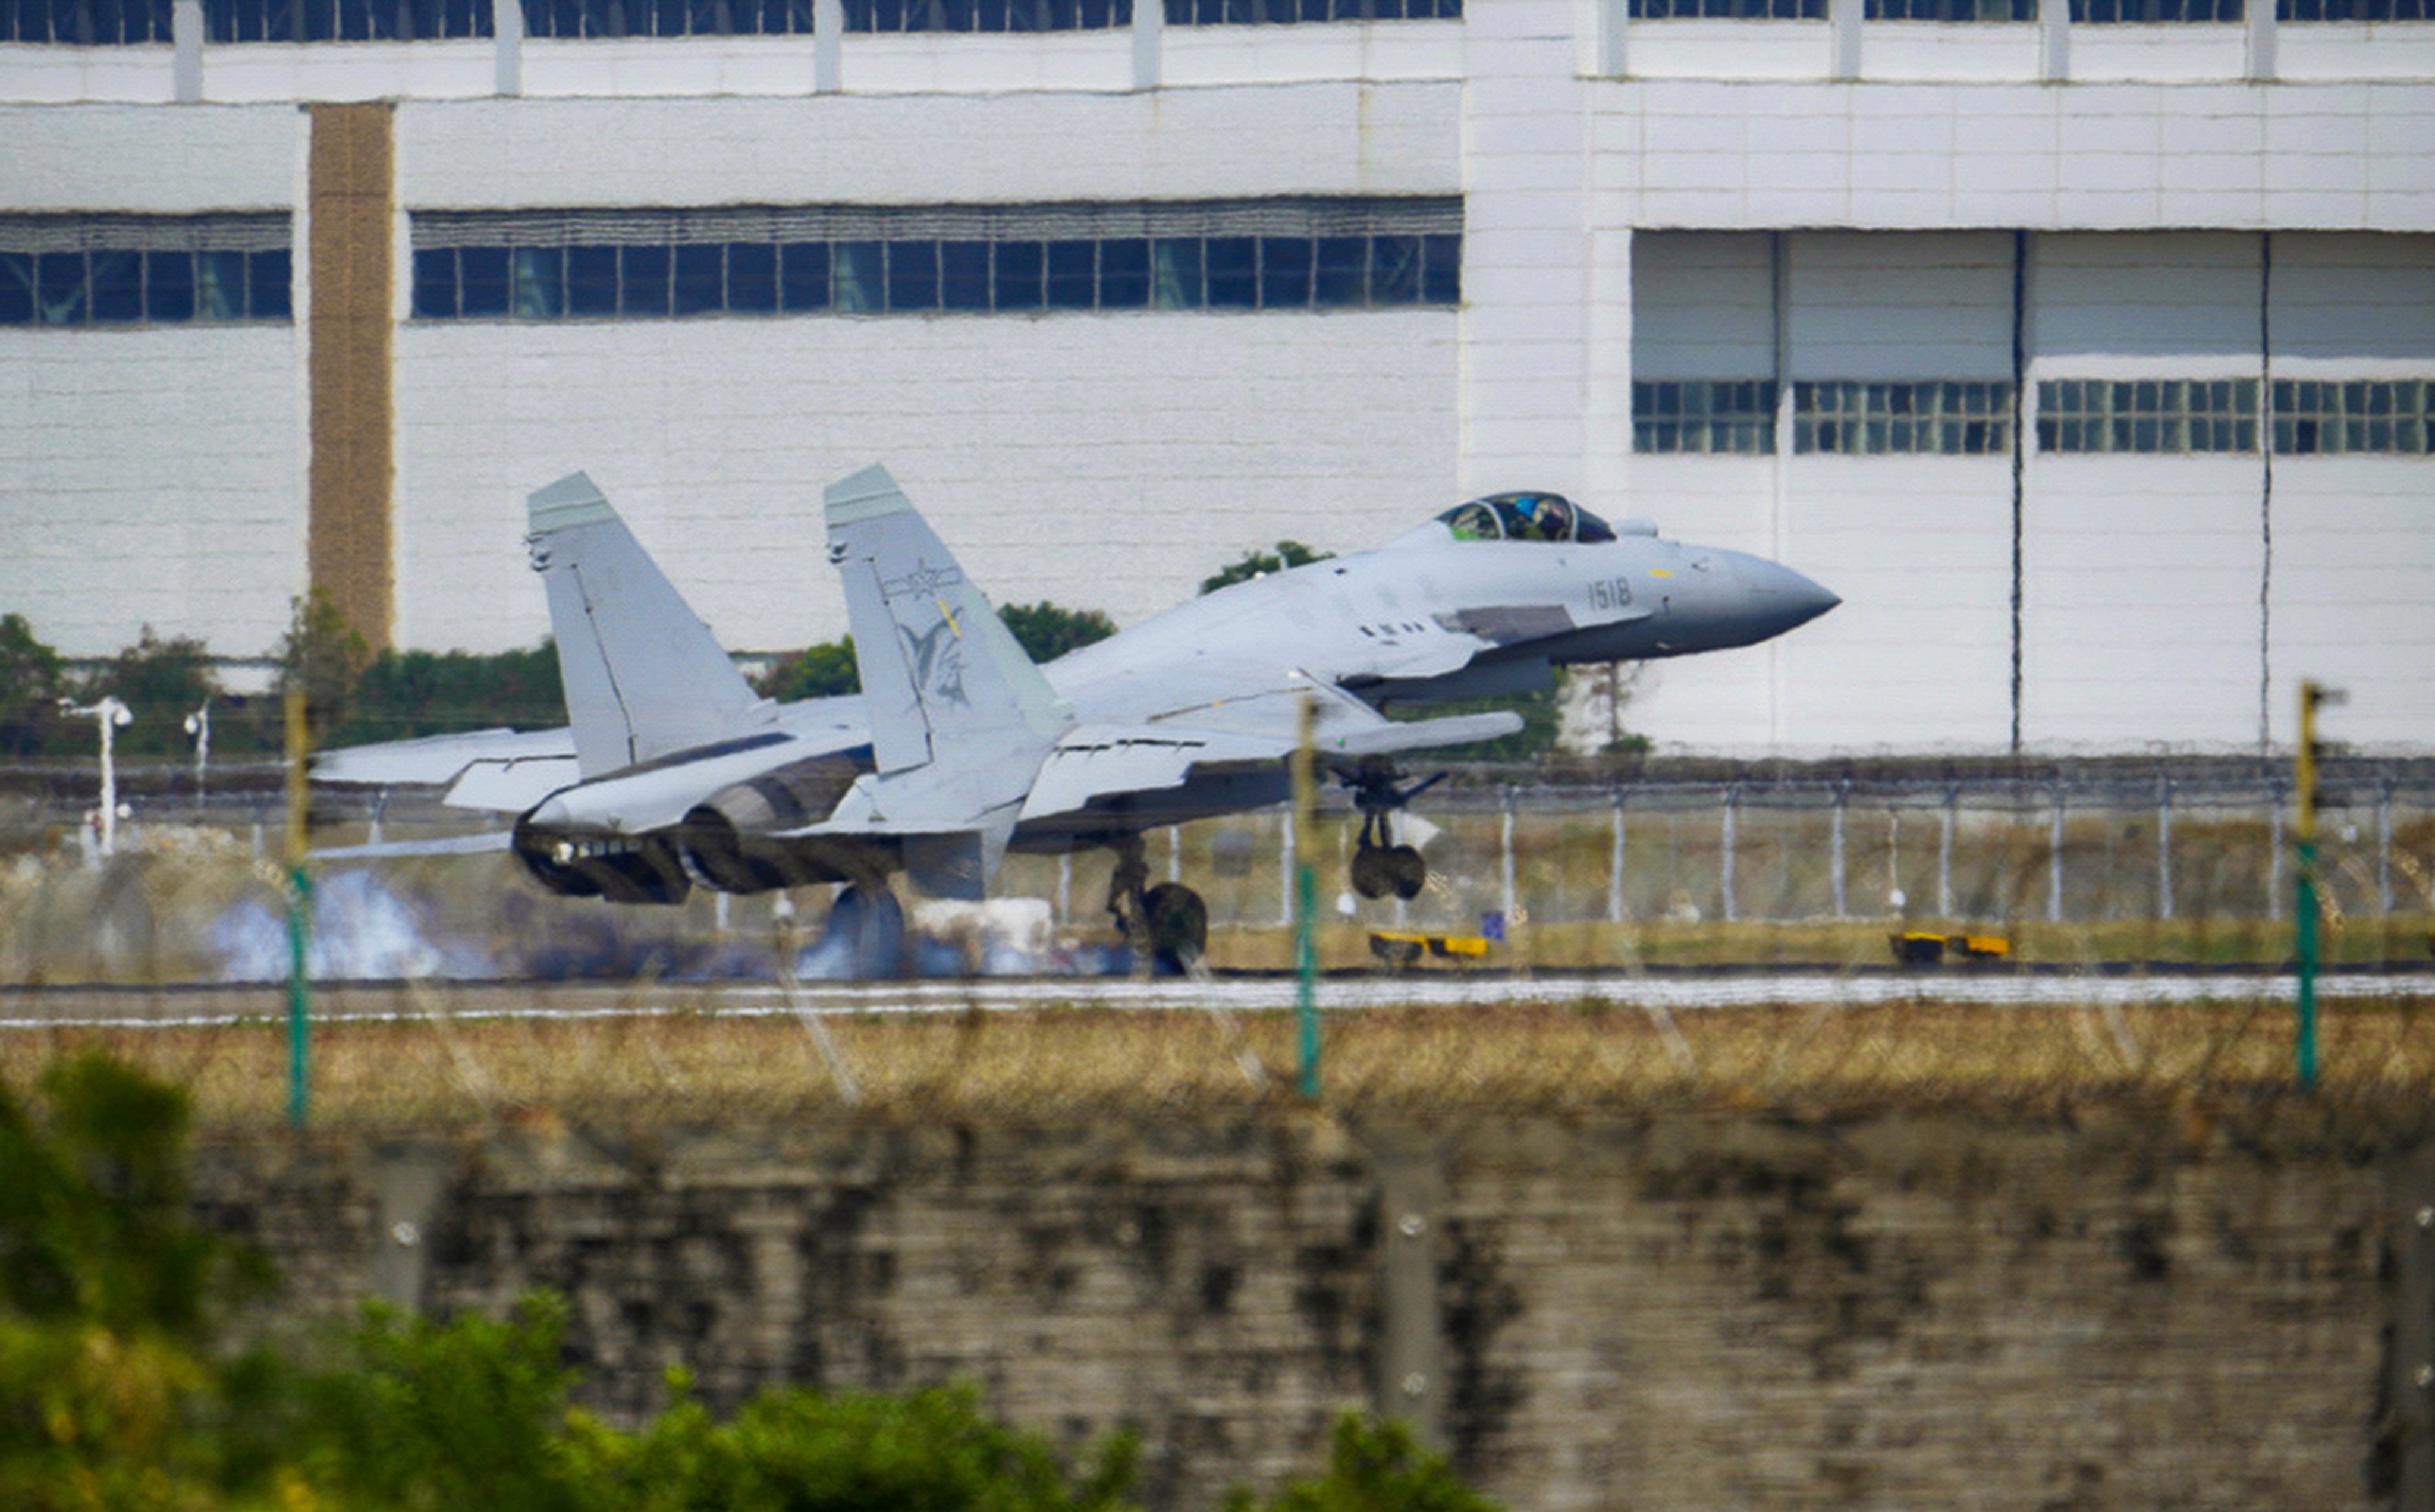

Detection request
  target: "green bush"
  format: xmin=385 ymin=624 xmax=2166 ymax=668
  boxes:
xmin=1199 ymin=541 xmax=1334 ymax=596
xmin=0 ymin=1056 xmax=1501 ymax=1512
xmin=997 ymin=602 xmax=1116 ymax=664
xmin=754 ymin=637 xmax=861 ymax=702
xmin=1227 ymin=1414 xmax=1501 ymax=1512
xmin=334 ymin=644 xmax=566 ymax=746
xmin=756 ymin=601 xmax=1117 ymax=703
xmin=0 ymin=1055 xmax=284 ymax=1511
xmin=0 ymin=613 xmax=66 ymax=756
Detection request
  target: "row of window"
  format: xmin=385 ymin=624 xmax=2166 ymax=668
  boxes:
xmin=1634 ymin=379 xmax=2435 ymax=455
xmin=0 ymin=247 xmax=293 ymax=325
xmin=0 ymin=0 xmax=1458 ymax=39
xmin=411 ymin=232 xmax=1459 ymax=318
xmin=1625 ymin=0 xmax=2421 ymax=17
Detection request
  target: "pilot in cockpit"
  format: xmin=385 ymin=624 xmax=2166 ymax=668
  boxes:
xmin=1438 ymin=491 xmax=1616 ymax=545
xmin=1522 ymin=493 xmax=1574 ymax=542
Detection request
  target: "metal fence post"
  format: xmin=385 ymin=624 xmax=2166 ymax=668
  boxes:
xmin=2380 ymin=778 xmax=2396 ymax=915
xmin=1608 ymin=790 xmax=1626 ymax=924
xmin=2267 ymin=780 xmax=2285 ymax=922
xmin=2157 ymin=774 xmax=2175 ymax=922
xmin=2049 ymin=782 xmax=2066 ymax=925
xmin=1938 ymin=785 xmax=1956 ymax=919
xmin=1278 ymin=808 xmax=1295 ymax=929
xmin=1500 ymin=787 xmax=1517 ymax=928
xmin=1830 ymin=781 xmax=1849 ymax=919
xmin=1721 ymin=785 xmax=1739 ymax=924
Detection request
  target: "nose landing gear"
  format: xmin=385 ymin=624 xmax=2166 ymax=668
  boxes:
xmin=1346 ymin=764 xmax=1439 ymax=902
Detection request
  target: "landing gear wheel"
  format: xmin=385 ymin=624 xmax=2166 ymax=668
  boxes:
xmin=1387 ymin=844 xmax=1427 ymax=901
xmin=1142 ymin=882 xmax=1209 ymax=973
xmin=1351 ymin=845 xmax=1396 ymax=900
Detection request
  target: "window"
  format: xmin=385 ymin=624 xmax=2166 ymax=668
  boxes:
xmin=2280 ymin=0 xmax=2431 ymax=17
xmin=842 ymin=0 xmax=1129 ymax=28
xmin=1163 ymin=0 xmax=1457 ymax=22
xmin=1633 ymin=380 xmax=1778 ymax=455
xmin=2 ymin=0 xmax=171 ymax=43
xmin=1629 ymin=0 xmax=1824 ymax=18
xmin=523 ymin=0 xmax=808 ymax=37
xmin=1867 ymin=0 xmax=2032 ymax=16
xmin=1795 ymin=381 xmax=2013 ymax=455
xmin=0 ymin=216 xmax=293 ymax=326
xmin=2036 ymin=379 xmax=2258 ymax=453
xmin=406 ymin=200 xmax=1463 ymax=321
xmin=2272 ymin=380 xmax=2434 ymax=456
xmin=2070 ymin=0 xmax=2239 ymax=20
xmin=203 ymin=0 xmax=494 ymax=40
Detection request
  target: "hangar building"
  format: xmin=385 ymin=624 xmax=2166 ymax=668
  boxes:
xmin=4 ymin=0 xmax=2431 ymax=753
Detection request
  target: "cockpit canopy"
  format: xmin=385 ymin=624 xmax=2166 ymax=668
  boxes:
xmin=1437 ymin=492 xmax=1618 ymax=545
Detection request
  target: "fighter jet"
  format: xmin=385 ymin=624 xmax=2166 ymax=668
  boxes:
xmin=316 ymin=466 xmax=1836 ymax=967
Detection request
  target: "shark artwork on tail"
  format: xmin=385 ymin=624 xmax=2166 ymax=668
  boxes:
xmin=316 ymin=467 xmax=1837 ymax=970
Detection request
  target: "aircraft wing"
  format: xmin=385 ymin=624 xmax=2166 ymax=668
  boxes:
xmin=1017 ymin=694 xmax=1522 ymax=825
xmin=313 ymin=829 xmax=517 ymax=861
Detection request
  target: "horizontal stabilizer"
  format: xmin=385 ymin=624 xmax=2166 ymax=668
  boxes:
xmin=444 ymin=756 xmax=584 ymax=815
xmin=312 ymin=727 xmax=573 ymax=787
xmin=312 ymin=830 xmax=515 ymax=862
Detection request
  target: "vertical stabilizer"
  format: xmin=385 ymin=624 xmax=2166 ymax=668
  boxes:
xmin=527 ymin=474 xmax=772 ymax=777
xmin=823 ymin=465 xmax=1069 ymax=780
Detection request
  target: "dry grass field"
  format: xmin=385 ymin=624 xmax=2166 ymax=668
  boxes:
xmin=7 ymin=991 xmax=2432 ymax=1136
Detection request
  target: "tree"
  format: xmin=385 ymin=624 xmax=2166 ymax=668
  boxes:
xmin=753 ymin=601 xmax=1116 ymax=702
xmin=275 ymin=590 xmax=373 ymax=743
xmin=337 ymin=643 xmax=566 ymax=745
xmin=77 ymin=626 xmax=221 ymax=757
xmin=0 ymin=1055 xmax=284 ymax=1512
xmin=998 ymin=601 xmax=1116 ymax=664
xmin=0 ymin=613 xmax=64 ymax=756
xmin=754 ymin=638 xmax=860 ymax=700
xmin=1553 ymin=662 xmax=1652 ymax=759
xmin=1199 ymin=542 xmax=1334 ymax=596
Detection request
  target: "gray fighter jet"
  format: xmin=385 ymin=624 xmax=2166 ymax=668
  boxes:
xmin=316 ymin=466 xmax=1835 ymax=966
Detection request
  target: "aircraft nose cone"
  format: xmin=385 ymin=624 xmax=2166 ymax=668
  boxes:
xmin=1735 ymin=556 xmax=1841 ymax=633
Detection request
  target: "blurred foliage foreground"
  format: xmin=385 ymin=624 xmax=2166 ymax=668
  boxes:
xmin=0 ymin=1052 xmax=1498 ymax=1512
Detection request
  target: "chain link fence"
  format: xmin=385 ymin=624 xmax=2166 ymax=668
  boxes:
xmin=3 ymin=756 xmax=2431 ymax=985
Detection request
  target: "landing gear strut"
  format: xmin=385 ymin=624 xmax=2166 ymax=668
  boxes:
xmin=1107 ymin=833 xmax=1208 ymax=973
xmin=1346 ymin=763 xmax=1436 ymax=902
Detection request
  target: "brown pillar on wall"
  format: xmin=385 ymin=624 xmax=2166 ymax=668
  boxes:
xmin=307 ymin=102 xmax=395 ymax=653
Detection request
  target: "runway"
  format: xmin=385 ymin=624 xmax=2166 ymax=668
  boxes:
xmin=5 ymin=967 xmax=2433 ymax=1030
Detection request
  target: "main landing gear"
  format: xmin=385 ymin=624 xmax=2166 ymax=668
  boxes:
xmin=1347 ymin=763 xmax=1439 ymax=902
xmin=1107 ymin=832 xmax=1209 ymax=973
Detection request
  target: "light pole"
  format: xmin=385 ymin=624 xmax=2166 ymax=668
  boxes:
xmin=183 ymin=699 xmax=211 ymax=800
xmin=59 ymin=696 xmax=133 ymax=857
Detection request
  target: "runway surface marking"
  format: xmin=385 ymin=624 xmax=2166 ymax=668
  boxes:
xmin=5 ymin=970 xmax=2433 ymax=1030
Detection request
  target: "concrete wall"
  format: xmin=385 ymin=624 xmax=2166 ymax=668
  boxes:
xmin=191 ymin=1103 xmax=2427 ymax=1511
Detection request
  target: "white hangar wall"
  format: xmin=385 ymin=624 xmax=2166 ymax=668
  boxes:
xmin=386 ymin=83 xmax=1464 ymax=653
xmin=4 ymin=1 xmax=2434 ymax=755
xmin=0 ymin=102 xmax=306 ymax=664
xmin=1617 ymin=225 xmax=2435 ymax=754
xmin=393 ymin=313 xmax=1460 ymax=656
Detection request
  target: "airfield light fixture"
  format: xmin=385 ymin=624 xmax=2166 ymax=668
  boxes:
xmin=59 ymin=696 xmax=133 ymax=857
